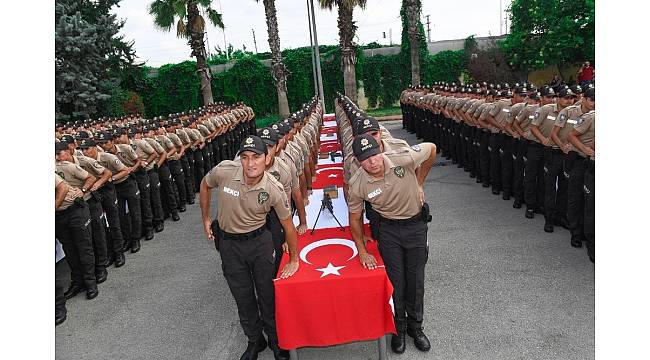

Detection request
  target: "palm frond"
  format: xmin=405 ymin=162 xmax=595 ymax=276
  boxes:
xmin=176 ymin=19 xmax=187 ymax=38
xmin=192 ymin=14 xmax=206 ymax=33
xmin=319 ymin=0 xmax=335 ymax=10
xmin=148 ymin=0 xmax=177 ymax=30
xmin=205 ymin=7 xmax=224 ymax=29
xmin=173 ymin=0 xmax=187 ymax=19
xmin=196 ymin=0 xmax=213 ymax=8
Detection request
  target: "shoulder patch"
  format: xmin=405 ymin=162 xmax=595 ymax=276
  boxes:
xmin=393 ymin=166 xmax=405 ymax=178
xmin=131 ymin=143 xmax=137 ymax=151
xmin=258 ymin=191 xmax=269 ymax=204
xmin=270 ymin=170 xmax=281 ymax=182
xmin=534 ymin=112 xmax=541 ymax=120
xmin=577 ymin=116 xmax=585 ymax=126
xmin=411 ymin=144 xmax=421 ymax=152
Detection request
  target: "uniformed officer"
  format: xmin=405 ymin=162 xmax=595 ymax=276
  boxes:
xmin=347 ymin=134 xmax=437 ymax=354
xmin=164 ymin=122 xmax=189 ymax=211
xmin=153 ymin=125 xmax=182 ymax=220
xmin=199 ymin=135 xmax=298 ymax=360
xmin=126 ymin=127 xmax=157 ymax=240
xmin=97 ymin=131 xmax=144 ymax=254
xmin=79 ymin=138 xmax=126 ymax=267
xmin=134 ymin=127 xmax=166 ymax=233
xmin=567 ymin=87 xmax=595 ymax=253
xmin=55 ymin=142 xmax=99 ymax=300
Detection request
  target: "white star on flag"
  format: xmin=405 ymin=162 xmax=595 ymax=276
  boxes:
xmin=315 ymin=263 xmax=346 ymax=278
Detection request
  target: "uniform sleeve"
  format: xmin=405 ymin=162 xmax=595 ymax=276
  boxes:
xmin=151 ymin=140 xmax=165 ymax=153
xmin=84 ymin=157 xmax=106 ymax=177
xmin=409 ymin=143 xmax=434 ymax=168
xmin=489 ymin=102 xmax=502 ymax=117
xmin=555 ymin=108 xmax=569 ymax=127
xmin=140 ymin=140 xmax=154 ymax=155
xmin=72 ymin=163 xmax=90 ymax=181
xmin=56 ymin=174 xmax=63 ymax=187
xmin=573 ymin=115 xmax=593 ymax=135
xmin=287 ymin=161 xmax=300 ymax=191
xmin=270 ymin=187 xmax=291 ymax=220
xmin=127 ymin=146 xmax=139 ymax=161
xmin=204 ymin=163 xmax=224 ymax=188
xmin=169 ymin=134 xmax=183 ymax=147
xmin=346 ymin=180 xmax=364 ymax=214
xmin=531 ymin=108 xmax=545 ymax=126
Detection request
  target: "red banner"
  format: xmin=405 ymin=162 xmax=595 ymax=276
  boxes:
xmin=311 ymin=166 xmax=344 ymax=189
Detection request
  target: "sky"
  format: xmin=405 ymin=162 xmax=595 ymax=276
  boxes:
xmin=113 ymin=0 xmax=509 ymax=67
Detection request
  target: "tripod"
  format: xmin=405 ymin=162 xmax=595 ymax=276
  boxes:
xmin=310 ymin=193 xmax=345 ymax=235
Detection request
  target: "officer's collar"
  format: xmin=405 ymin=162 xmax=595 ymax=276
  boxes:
xmin=233 ymin=165 xmax=267 ymax=191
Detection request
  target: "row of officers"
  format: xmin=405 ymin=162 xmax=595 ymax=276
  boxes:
xmin=199 ymin=97 xmax=323 ymax=360
xmin=54 ymin=103 xmax=257 ymax=326
xmin=334 ymin=92 xmax=437 ymax=355
xmin=400 ymin=82 xmax=595 ymax=264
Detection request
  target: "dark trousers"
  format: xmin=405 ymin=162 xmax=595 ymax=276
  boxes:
xmin=479 ymin=130 xmax=491 ymax=183
xmin=584 ymin=159 xmax=595 ymax=261
xmin=168 ymin=160 xmax=187 ymax=207
xmin=365 ymin=201 xmax=380 ymax=241
xmin=87 ymin=196 xmax=109 ymax=269
xmin=524 ymin=141 xmax=546 ymax=210
xmin=543 ymin=148 xmax=568 ymax=224
xmin=180 ymin=155 xmax=196 ymax=199
xmin=114 ymin=178 xmax=142 ymax=246
xmin=202 ymin=143 xmax=213 ymax=174
xmin=566 ymin=152 xmax=586 ymax=237
xmin=98 ymin=183 xmax=124 ymax=255
xmin=473 ymin=129 xmax=482 ymax=178
xmin=266 ymin=209 xmax=284 ymax=274
xmin=512 ymin=138 xmax=527 ymax=203
xmin=134 ymin=169 xmax=153 ymax=232
xmin=489 ymin=133 xmax=502 ymax=191
xmin=500 ymin=135 xmax=514 ymax=196
xmin=55 ymin=202 xmax=96 ymax=288
xmin=55 ymin=259 xmax=69 ymax=319
xmin=193 ymin=149 xmax=205 ymax=189
xmin=158 ymin=163 xmax=179 ymax=214
xmin=220 ymin=229 xmax=278 ymax=344
xmin=378 ymin=219 xmax=428 ymax=333
xmin=147 ymin=168 xmax=165 ymax=225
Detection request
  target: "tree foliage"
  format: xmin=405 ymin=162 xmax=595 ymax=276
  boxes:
xmin=55 ymin=0 xmax=138 ymax=121
xmin=500 ymin=0 xmax=595 ymax=72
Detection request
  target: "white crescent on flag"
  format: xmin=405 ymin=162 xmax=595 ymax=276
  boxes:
xmin=299 ymin=238 xmax=359 ymax=265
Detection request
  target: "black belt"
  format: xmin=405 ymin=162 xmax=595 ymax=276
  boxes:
xmin=219 ymin=225 xmax=267 ymax=241
xmin=56 ymin=199 xmax=86 ymax=214
xmin=378 ymin=212 xmax=423 ymax=226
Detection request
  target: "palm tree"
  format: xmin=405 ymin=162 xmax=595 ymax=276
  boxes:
xmin=320 ymin=0 xmax=367 ymax=103
xmin=404 ymin=0 xmax=421 ymax=86
xmin=255 ymin=0 xmax=290 ymax=117
xmin=148 ymin=0 xmax=224 ymax=105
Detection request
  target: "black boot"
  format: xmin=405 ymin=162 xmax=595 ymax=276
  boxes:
xmin=131 ymin=238 xmax=141 ymax=253
xmin=114 ymin=252 xmax=125 ymax=268
xmin=55 ymin=305 xmax=67 ymax=326
xmin=570 ymin=235 xmax=583 ymax=248
xmin=154 ymin=222 xmax=164 ymax=233
xmin=86 ymin=283 xmax=99 ymax=300
xmin=513 ymin=200 xmax=522 ymax=209
xmin=544 ymin=222 xmax=554 ymax=233
xmin=95 ymin=267 xmax=108 ymax=284
xmin=268 ymin=341 xmax=290 ymax=360
xmin=64 ymin=284 xmax=85 ymax=300
xmin=525 ymin=207 xmax=535 ymax=219
xmin=407 ymin=328 xmax=431 ymax=352
xmin=390 ymin=332 xmax=406 ymax=354
xmin=178 ymin=205 xmax=186 ymax=213
xmin=239 ymin=336 xmax=267 ymax=360
xmin=171 ymin=210 xmax=180 ymax=221
xmin=144 ymin=228 xmax=154 ymax=241
xmin=502 ymin=192 xmax=510 ymax=201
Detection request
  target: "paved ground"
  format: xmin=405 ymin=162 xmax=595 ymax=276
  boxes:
xmin=56 ymin=121 xmax=594 ymax=360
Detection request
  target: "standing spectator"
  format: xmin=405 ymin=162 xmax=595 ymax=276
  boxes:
xmin=577 ymin=61 xmax=595 ymax=88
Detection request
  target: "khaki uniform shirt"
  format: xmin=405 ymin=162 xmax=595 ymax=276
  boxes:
xmin=530 ymin=103 xmax=559 ymax=147
xmin=506 ymin=102 xmax=526 ymax=125
xmin=56 ymin=175 xmax=84 ymax=211
xmin=348 ymin=143 xmax=434 ymax=219
xmin=204 ymin=161 xmax=291 ymax=234
xmin=555 ymin=104 xmax=584 ymax=148
xmin=266 ymin=157 xmax=295 ymax=200
xmin=73 ymin=155 xmax=105 ymax=180
xmin=114 ymin=143 xmax=139 ymax=167
xmin=56 ymin=160 xmax=91 ymax=200
xmin=131 ymin=139 xmax=156 ymax=170
xmin=156 ymin=135 xmax=179 ymax=160
xmin=96 ymin=152 xmax=128 ymax=183
xmin=516 ymin=104 xmax=540 ymax=136
xmin=573 ymin=110 xmax=595 ymax=158
xmin=490 ymin=99 xmax=513 ymax=133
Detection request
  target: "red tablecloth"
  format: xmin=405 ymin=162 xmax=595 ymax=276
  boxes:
xmin=275 ymin=121 xmax=396 ymax=350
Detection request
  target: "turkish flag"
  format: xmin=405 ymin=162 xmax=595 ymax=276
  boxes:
xmin=319 ymin=142 xmax=342 ymax=153
xmin=311 ymin=167 xmax=344 ymax=189
xmin=275 ymin=226 xmax=396 ymax=349
xmin=321 ymin=126 xmax=338 ymax=134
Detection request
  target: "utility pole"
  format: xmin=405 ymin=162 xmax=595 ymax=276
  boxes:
xmin=389 ymin=28 xmax=393 ymax=46
xmin=306 ymin=0 xmax=318 ymax=95
xmin=308 ymin=0 xmax=325 ymax=113
xmin=425 ymin=15 xmax=431 ymax=43
xmin=252 ymin=29 xmax=258 ymax=53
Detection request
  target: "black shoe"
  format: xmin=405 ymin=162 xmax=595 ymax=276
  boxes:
xmin=64 ymin=284 xmax=85 ymax=300
xmin=469 ymin=173 xmax=476 ymax=178
xmin=179 ymin=205 xmax=187 ymax=213
xmin=390 ymin=332 xmax=406 ymax=354
xmin=407 ymin=328 xmax=431 ymax=352
xmin=571 ymin=235 xmax=583 ymax=248
xmin=55 ymin=311 xmax=67 ymax=326
xmin=154 ymin=223 xmax=164 ymax=233
xmin=476 ymin=177 xmax=482 ymax=183
xmin=171 ymin=211 xmax=180 ymax=221
xmin=482 ymin=182 xmax=490 ymax=188
xmin=535 ymin=206 xmax=544 ymax=214
xmin=554 ymin=218 xmax=570 ymax=230
xmin=114 ymin=253 xmax=125 ymax=268
xmin=269 ymin=343 xmax=290 ymax=360
xmin=145 ymin=228 xmax=154 ymax=241
xmin=86 ymin=284 xmax=99 ymax=300
xmin=513 ymin=200 xmax=522 ymax=209
xmin=457 ymin=163 xmax=464 ymax=168
xmin=525 ymin=208 xmax=534 ymax=219
xmin=240 ymin=337 xmax=267 ymax=360
xmin=544 ymin=223 xmax=554 ymax=233
xmin=464 ymin=167 xmax=471 ymax=172
xmin=187 ymin=198 xmax=195 ymax=205
xmin=492 ymin=189 xmax=500 ymax=195
xmin=95 ymin=268 xmax=108 ymax=284
xmin=106 ymin=255 xmax=114 ymax=267
xmin=131 ymin=239 xmax=141 ymax=253
xmin=502 ymin=193 xmax=511 ymax=201
xmin=121 ymin=242 xmax=131 ymax=253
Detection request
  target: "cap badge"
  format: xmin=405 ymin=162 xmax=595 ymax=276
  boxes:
xmin=360 ymin=138 xmax=369 ymax=146
xmin=263 ymin=129 xmax=270 ymax=135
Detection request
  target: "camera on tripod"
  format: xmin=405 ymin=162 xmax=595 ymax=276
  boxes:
xmin=322 ymin=193 xmax=334 ymax=212
xmin=310 ymin=188 xmax=345 ymax=234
